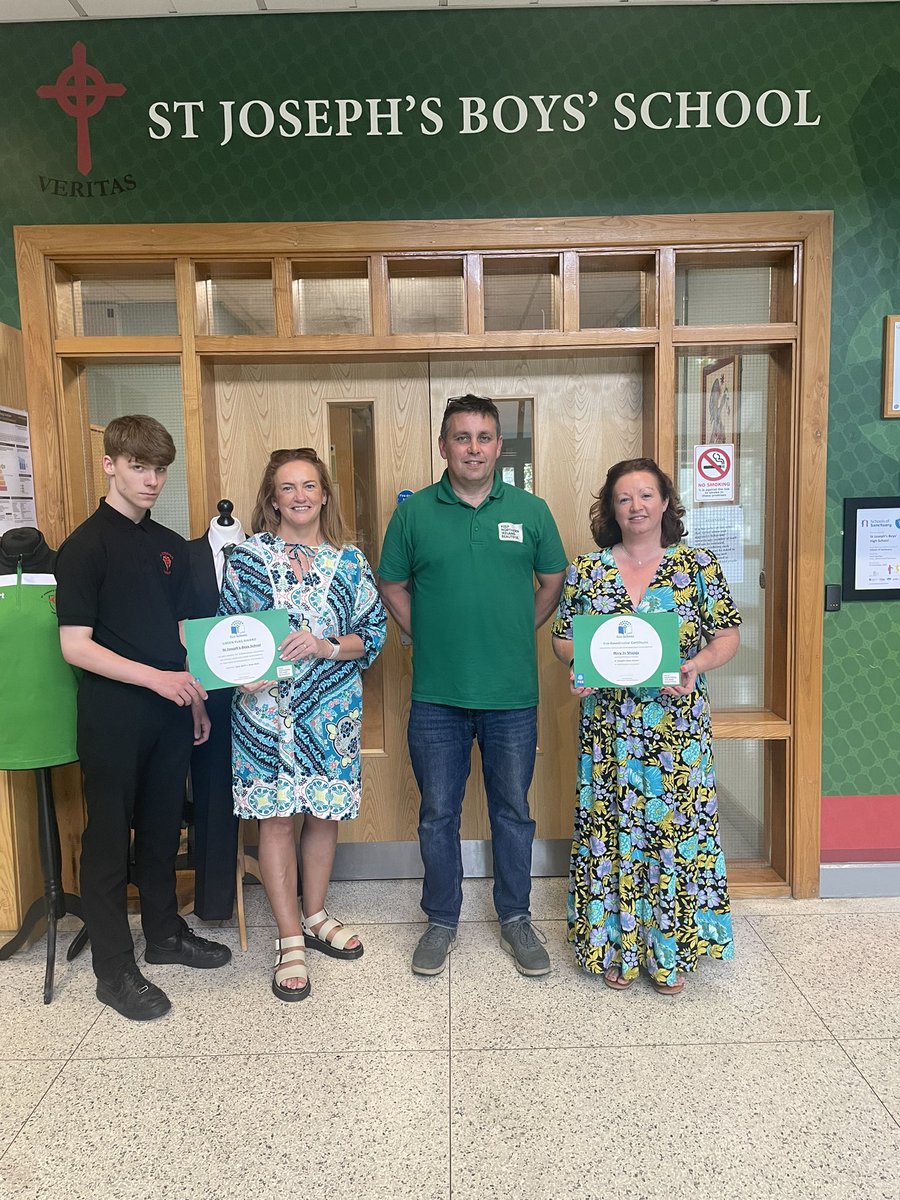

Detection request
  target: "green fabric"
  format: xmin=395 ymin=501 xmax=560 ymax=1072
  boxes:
xmin=0 ymin=569 xmax=78 ymax=770
xmin=378 ymin=472 xmax=566 ymax=709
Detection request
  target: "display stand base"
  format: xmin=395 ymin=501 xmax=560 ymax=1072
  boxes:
xmin=0 ymin=767 xmax=88 ymax=1003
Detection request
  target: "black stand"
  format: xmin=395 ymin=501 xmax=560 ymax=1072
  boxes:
xmin=0 ymin=767 xmax=88 ymax=1003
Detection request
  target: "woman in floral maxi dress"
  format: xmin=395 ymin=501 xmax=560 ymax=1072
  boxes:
xmin=552 ymin=458 xmax=741 ymax=995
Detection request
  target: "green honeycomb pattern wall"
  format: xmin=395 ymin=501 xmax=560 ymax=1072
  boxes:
xmin=0 ymin=5 xmax=897 ymax=794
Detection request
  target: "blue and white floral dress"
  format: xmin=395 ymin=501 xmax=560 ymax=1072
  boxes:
xmin=552 ymin=543 xmax=741 ymax=985
xmin=219 ymin=533 xmax=386 ymax=822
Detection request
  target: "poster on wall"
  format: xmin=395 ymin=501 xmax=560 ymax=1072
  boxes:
xmin=0 ymin=407 xmax=36 ymax=535
xmin=688 ymin=505 xmax=745 ymax=584
xmin=883 ymin=316 xmax=900 ymax=419
xmin=694 ymin=444 xmax=735 ymax=503
xmin=842 ymin=496 xmax=900 ymax=601
xmin=702 ymin=356 xmax=741 ymax=442
xmin=698 ymin=353 xmax=741 ymax=503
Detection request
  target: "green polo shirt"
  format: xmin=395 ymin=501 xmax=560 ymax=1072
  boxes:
xmin=0 ymin=569 xmax=78 ymax=770
xmin=378 ymin=471 xmax=566 ymax=709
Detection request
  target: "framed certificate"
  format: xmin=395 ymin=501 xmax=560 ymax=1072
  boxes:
xmin=883 ymin=316 xmax=900 ymax=419
xmin=841 ymin=496 xmax=900 ymax=601
xmin=572 ymin=612 xmax=682 ymax=689
xmin=184 ymin=609 xmax=293 ymax=690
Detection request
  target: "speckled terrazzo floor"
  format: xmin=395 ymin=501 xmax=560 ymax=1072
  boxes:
xmin=1 ymin=880 xmax=899 ymax=1200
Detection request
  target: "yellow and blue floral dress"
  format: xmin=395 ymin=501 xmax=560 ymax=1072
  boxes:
xmin=219 ymin=533 xmax=386 ymax=822
xmin=552 ymin=543 xmax=741 ymax=985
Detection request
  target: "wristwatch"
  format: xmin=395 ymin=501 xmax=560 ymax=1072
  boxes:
xmin=326 ymin=637 xmax=340 ymax=660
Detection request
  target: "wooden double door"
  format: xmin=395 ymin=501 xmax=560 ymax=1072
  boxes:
xmin=211 ymin=351 xmax=645 ymax=849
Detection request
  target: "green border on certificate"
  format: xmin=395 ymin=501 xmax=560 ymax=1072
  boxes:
xmin=573 ymin=612 xmax=682 ymax=689
xmin=184 ymin=609 xmax=293 ymax=690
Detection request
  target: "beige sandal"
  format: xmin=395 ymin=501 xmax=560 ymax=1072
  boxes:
xmin=302 ymin=909 xmax=363 ymax=960
xmin=272 ymin=935 xmax=310 ymax=1002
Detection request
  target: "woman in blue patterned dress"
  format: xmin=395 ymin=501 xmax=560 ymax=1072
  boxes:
xmin=551 ymin=459 xmax=741 ymax=995
xmin=219 ymin=449 xmax=386 ymax=1002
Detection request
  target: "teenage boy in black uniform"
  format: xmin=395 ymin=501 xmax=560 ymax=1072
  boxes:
xmin=56 ymin=414 xmax=231 ymax=1021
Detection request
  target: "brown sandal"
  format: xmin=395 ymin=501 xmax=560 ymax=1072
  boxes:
xmin=603 ymin=967 xmax=633 ymax=990
xmin=652 ymin=974 xmax=684 ymax=996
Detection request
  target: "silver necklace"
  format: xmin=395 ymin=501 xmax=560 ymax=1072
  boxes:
xmin=619 ymin=544 xmax=662 ymax=567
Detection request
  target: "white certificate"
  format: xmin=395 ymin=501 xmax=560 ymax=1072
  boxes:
xmin=573 ymin=612 xmax=682 ymax=689
xmin=184 ymin=609 xmax=293 ymax=690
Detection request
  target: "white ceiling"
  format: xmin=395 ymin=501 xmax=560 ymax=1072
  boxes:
xmin=0 ymin=0 xmax=891 ymax=20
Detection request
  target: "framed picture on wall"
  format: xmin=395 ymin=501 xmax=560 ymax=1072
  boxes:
xmin=883 ymin=316 xmax=900 ymax=419
xmin=842 ymin=496 xmax=900 ymax=601
xmin=701 ymin=354 xmax=741 ymax=446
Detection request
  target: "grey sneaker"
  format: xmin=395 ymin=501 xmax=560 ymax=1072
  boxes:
xmin=500 ymin=921 xmax=550 ymax=977
xmin=412 ymin=924 xmax=458 ymax=976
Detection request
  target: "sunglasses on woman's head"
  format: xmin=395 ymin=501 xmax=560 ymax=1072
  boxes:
xmin=270 ymin=447 xmax=321 ymax=462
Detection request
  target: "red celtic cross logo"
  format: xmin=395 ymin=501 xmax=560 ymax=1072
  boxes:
xmin=37 ymin=43 xmax=126 ymax=176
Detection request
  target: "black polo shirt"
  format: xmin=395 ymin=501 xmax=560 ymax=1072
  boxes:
xmin=55 ymin=500 xmax=194 ymax=672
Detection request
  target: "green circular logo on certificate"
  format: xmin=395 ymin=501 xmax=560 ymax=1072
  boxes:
xmin=205 ymin=615 xmax=277 ymax=685
xmin=590 ymin=616 xmax=663 ymax=687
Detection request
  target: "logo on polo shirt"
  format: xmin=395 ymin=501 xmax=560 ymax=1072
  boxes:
xmin=498 ymin=522 xmax=523 ymax=543
xmin=160 ymin=551 xmax=173 ymax=575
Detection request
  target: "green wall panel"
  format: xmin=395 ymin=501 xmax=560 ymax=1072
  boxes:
xmin=0 ymin=4 xmax=898 ymax=795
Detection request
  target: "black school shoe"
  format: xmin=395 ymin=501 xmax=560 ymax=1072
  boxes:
xmin=144 ymin=918 xmax=232 ymax=969
xmin=96 ymin=964 xmax=171 ymax=1021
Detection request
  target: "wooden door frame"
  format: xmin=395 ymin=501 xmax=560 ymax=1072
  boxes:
xmin=14 ymin=212 xmax=832 ymax=896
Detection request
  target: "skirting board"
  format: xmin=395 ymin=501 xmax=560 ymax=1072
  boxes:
xmin=331 ymin=838 xmax=570 ymax=880
xmin=820 ymin=860 xmax=900 ymax=898
xmin=264 ymin=840 xmax=897 ymax=900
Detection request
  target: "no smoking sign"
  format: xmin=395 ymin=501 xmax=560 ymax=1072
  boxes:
xmin=694 ymin=444 xmax=735 ymax=502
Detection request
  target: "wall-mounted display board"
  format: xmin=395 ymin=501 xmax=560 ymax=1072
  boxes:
xmin=883 ymin=317 xmax=900 ymax=419
xmin=842 ymin=497 xmax=900 ymax=601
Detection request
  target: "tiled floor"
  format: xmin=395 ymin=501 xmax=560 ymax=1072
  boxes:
xmin=1 ymin=880 xmax=900 ymax=1200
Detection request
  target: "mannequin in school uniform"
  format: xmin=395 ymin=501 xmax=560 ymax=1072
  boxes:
xmin=0 ymin=526 xmax=78 ymax=771
xmin=187 ymin=501 xmax=245 ymax=921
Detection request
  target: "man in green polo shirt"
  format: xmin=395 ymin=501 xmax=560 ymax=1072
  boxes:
xmin=378 ymin=395 xmax=566 ymax=977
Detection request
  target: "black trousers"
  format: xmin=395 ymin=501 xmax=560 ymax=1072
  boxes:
xmin=189 ymin=687 xmax=239 ymax=921
xmin=77 ymin=674 xmax=194 ymax=980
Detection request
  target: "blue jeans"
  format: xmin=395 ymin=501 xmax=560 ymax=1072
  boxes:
xmin=408 ymin=701 xmax=537 ymax=928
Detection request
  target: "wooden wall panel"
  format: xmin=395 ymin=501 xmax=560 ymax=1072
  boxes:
xmin=0 ymin=772 xmax=40 ymax=935
xmin=0 ymin=323 xmax=25 ymax=414
xmin=0 ymin=324 xmax=41 ymax=933
xmin=791 ymin=215 xmax=831 ymax=896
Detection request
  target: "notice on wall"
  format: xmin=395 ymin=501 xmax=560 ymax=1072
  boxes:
xmin=694 ymin=444 xmax=735 ymax=503
xmin=854 ymin=504 xmax=900 ymax=591
xmin=0 ymin=407 xmax=36 ymax=535
xmin=688 ymin=504 xmax=744 ymax=583
xmin=891 ymin=321 xmax=900 ymax=416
